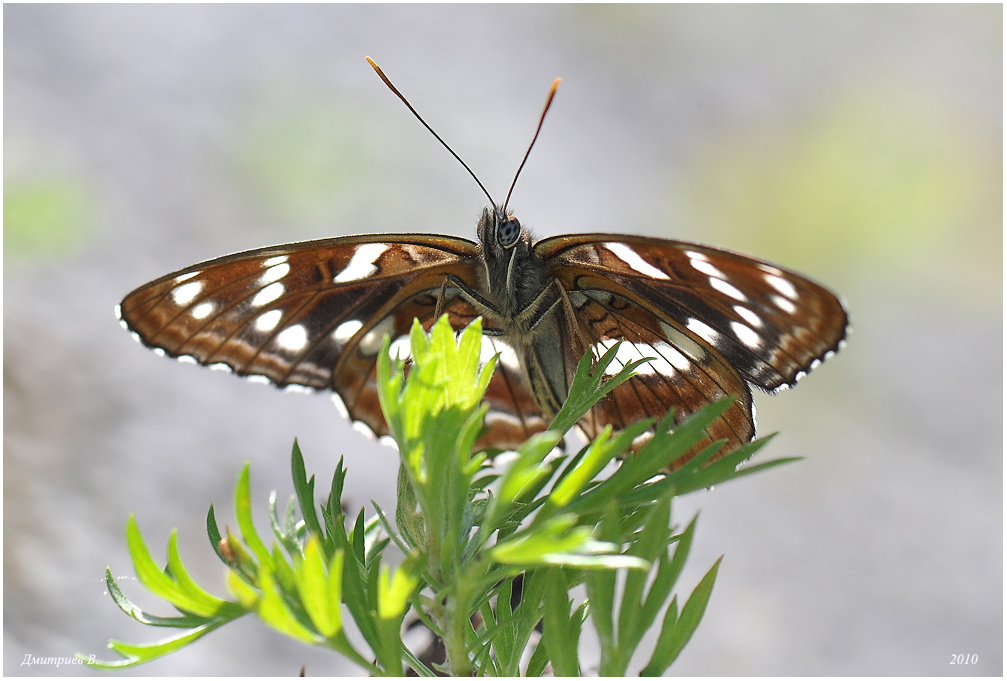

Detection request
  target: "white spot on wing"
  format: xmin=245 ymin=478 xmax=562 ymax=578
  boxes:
xmin=765 ymin=273 xmax=798 ymax=300
xmin=283 ymin=384 xmax=315 ymax=394
xmin=352 ymin=421 xmax=376 ymax=439
xmin=252 ymin=282 xmax=284 ymax=307
xmin=258 ymin=262 xmax=290 ymax=285
xmin=178 ymin=355 xmax=197 ymax=364
xmin=276 ymin=324 xmax=309 ymax=351
xmin=389 ymin=336 xmax=412 ymax=361
xmin=378 ymin=435 xmax=400 ymax=451
xmin=709 ymin=277 xmax=746 ymax=301
xmin=172 ymin=281 xmax=204 ymax=306
xmin=659 ymin=321 xmax=707 ymax=360
xmin=654 ymin=342 xmax=691 ymax=371
xmin=191 ymin=301 xmax=215 ymax=319
xmin=359 ymin=316 xmax=395 ymax=355
xmin=733 ymin=305 xmax=763 ymax=328
xmin=248 ymin=375 xmax=271 ymax=385
xmin=209 ymin=362 xmax=232 ymax=372
xmin=331 ymin=393 xmax=349 ymax=418
xmin=690 ymin=259 xmax=727 ymax=279
xmin=593 ymin=339 xmax=677 ymax=377
xmin=262 ymin=255 xmax=288 ymax=268
xmin=255 ymin=309 xmax=283 ymax=332
xmin=757 ymin=263 xmax=783 ymax=276
xmin=730 ymin=321 xmax=762 ymax=348
xmin=486 ymin=411 xmax=523 ymax=427
xmin=153 ymin=348 xmax=166 ymax=357
xmin=480 ymin=337 xmax=521 ymax=371
xmin=605 ymin=242 xmax=670 ymax=280
xmin=333 ymin=319 xmax=364 ymax=343
xmin=113 ymin=304 xmax=123 ymax=320
xmin=686 ymin=318 xmax=720 ymax=345
xmin=174 ymin=271 xmax=200 ymax=284
xmin=771 ymin=294 xmax=797 ymax=314
xmin=684 ymin=250 xmax=708 ymax=261
xmin=334 ymin=243 xmax=388 ymax=283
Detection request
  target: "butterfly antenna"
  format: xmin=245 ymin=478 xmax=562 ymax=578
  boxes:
xmin=503 ymin=77 xmax=561 ymax=212
xmin=366 ymin=57 xmax=495 ymax=207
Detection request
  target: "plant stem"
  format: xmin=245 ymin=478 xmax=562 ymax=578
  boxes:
xmin=444 ymin=591 xmax=473 ymax=676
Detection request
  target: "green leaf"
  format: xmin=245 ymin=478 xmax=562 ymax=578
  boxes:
xmin=325 ymin=550 xmax=346 ymax=636
xmin=206 ymin=505 xmax=225 ymax=563
xmin=269 ymin=492 xmax=301 ymax=557
xmin=86 ymin=621 xmax=225 ymax=669
xmin=295 ymin=536 xmax=340 ymax=638
xmin=235 ymin=464 xmax=271 ymax=567
xmin=165 ymin=531 xmax=233 ymax=615
xmin=669 ymin=439 xmax=796 ymax=496
xmin=326 ymin=458 xmax=348 ymax=536
xmin=291 ymin=440 xmax=326 ymax=549
xmin=615 ymin=496 xmax=673 ymax=655
xmin=104 ymin=568 xmax=211 ymax=628
xmin=125 ymin=517 xmax=225 ymax=618
xmin=541 ymin=568 xmax=580 ymax=676
xmin=585 ymin=504 xmax=619 ymax=658
xmin=642 ymin=557 xmax=722 ymax=675
xmin=221 ymin=527 xmax=259 ymax=585
xmin=226 ymin=570 xmax=259 ymax=609
xmin=484 ymin=431 xmax=563 ymax=535
xmin=492 ymin=516 xmax=649 ymax=570
xmin=525 ymin=635 xmax=550 ymax=677
xmin=377 ymin=558 xmax=420 ymax=621
xmin=339 ymin=539 xmax=380 ymax=655
xmin=639 ymin=516 xmax=696 ymax=634
xmin=549 ymin=342 xmax=649 ymax=435
xmin=546 ymin=420 xmax=647 ymax=510
xmin=257 ymin=570 xmax=320 ymax=644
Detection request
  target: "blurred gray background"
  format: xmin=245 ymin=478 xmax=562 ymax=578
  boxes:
xmin=4 ymin=4 xmax=1001 ymax=676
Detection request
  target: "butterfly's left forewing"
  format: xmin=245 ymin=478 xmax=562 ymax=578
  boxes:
xmin=119 ymin=234 xmax=552 ymax=447
xmin=119 ymin=235 xmax=483 ymax=432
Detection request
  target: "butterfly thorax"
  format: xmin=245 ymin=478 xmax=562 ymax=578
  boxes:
xmin=474 ymin=205 xmax=569 ymax=419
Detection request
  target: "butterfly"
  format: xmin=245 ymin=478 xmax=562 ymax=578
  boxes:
xmin=116 ymin=60 xmax=848 ymax=468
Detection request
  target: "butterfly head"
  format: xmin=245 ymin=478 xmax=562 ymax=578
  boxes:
xmin=478 ymin=205 xmax=529 ymax=256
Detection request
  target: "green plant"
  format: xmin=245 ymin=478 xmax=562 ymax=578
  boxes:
xmin=84 ymin=316 xmax=797 ymax=675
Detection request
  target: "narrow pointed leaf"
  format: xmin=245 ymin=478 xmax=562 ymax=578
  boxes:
xmin=642 ymin=557 xmax=721 ymax=675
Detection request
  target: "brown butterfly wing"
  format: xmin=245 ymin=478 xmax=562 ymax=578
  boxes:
xmin=477 ymin=336 xmax=551 ymax=450
xmin=538 ymin=234 xmax=848 ymax=462
xmin=118 ymin=234 xmax=549 ymax=447
xmin=325 ymin=289 xmax=547 ymax=448
xmin=119 ymin=235 xmax=481 ymax=436
xmin=553 ymin=287 xmax=756 ymax=465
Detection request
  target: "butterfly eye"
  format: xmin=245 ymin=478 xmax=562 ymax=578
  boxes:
xmin=498 ymin=218 xmax=522 ymax=248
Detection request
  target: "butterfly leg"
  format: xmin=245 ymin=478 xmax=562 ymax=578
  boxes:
xmin=512 ymin=280 xmax=563 ymax=331
xmin=554 ymin=283 xmax=593 ymax=353
xmin=434 ymin=274 xmax=505 ymax=334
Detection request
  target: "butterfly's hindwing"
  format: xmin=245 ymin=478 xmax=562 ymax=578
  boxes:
xmin=555 ymin=287 xmax=756 ymax=461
